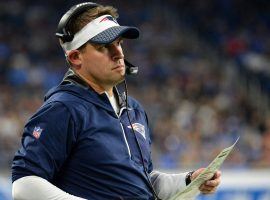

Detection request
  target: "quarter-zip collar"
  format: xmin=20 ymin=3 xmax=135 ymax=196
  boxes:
xmin=44 ymin=68 xmax=128 ymax=114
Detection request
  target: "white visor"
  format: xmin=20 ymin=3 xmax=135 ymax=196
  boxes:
xmin=61 ymin=15 xmax=139 ymax=52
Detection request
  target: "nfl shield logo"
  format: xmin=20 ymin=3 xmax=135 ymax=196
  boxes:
xmin=33 ymin=126 xmax=43 ymax=139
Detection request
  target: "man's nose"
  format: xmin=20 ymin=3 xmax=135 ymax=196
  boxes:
xmin=111 ymin=44 xmax=124 ymax=61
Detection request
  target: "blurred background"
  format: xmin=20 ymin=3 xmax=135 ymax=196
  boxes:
xmin=0 ymin=0 xmax=270 ymax=199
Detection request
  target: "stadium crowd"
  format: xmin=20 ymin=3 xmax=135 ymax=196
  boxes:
xmin=0 ymin=0 xmax=270 ymax=173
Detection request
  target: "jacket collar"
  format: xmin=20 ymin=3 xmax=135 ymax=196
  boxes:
xmin=45 ymin=68 xmax=127 ymax=113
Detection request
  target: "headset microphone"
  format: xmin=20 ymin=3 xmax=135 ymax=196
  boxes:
xmin=124 ymin=59 xmax=139 ymax=75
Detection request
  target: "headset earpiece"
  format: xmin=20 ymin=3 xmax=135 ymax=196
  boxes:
xmin=55 ymin=2 xmax=99 ymax=43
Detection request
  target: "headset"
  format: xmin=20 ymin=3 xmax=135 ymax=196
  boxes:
xmin=55 ymin=2 xmax=138 ymax=76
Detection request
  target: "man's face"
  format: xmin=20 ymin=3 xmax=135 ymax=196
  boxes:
xmin=77 ymin=38 xmax=125 ymax=90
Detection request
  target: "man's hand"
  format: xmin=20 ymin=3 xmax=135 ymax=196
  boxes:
xmin=191 ymin=168 xmax=221 ymax=194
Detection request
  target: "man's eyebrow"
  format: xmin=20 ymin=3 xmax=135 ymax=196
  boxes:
xmin=90 ymin=43 xmax=106 ymax=49
xmin=90 ymin=37 xmax=124 ymax=48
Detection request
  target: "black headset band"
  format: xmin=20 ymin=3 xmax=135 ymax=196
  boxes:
xmin=56 ymin=2 xmax=100 ymax=43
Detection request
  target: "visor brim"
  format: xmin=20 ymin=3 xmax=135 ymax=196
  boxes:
xmin=89 ymin=26 xmax=140 ymax=44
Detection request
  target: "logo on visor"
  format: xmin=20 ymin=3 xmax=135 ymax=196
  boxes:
xmin=99 ymin=16 xmax=118 ymax=24
xmin=128 ymin=123 xmax=146 ymax=139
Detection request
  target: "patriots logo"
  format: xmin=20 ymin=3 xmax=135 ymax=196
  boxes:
xmin=99 ymin=16 xmax=118 ymax=24
xmin=128 ymin=123 xmax=146 ymax=139
xmin=32 ymin=126 xmax=43 ymax=139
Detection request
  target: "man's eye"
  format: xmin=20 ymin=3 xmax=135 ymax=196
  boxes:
xmin=118 ymin=40 xmax=123 ymax=45
xmin=96 ymin=45 xmax=107 ymax=50
xmin=97 ymin=45 xmax=105 ymax=49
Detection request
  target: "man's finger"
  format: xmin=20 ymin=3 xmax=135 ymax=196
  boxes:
xmin=212 ymin=171 xmax=221 ymax=180
xmin=205 ymin=179 xmax=220 ymax=187
xmin=201 ymin=188 xmax=216 ymax=194
xmin=191 ymin=168 xmax=205 ymax=181
xmin=199 ymin=184 xmax=214 ymax=191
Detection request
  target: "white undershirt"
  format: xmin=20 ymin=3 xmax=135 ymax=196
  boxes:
xmin=12 ymin=176 xmax=86 ymax=200
xmin=105 ymin=92 xmax=120 ymax=115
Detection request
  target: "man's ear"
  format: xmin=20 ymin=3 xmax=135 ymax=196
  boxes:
xmin=66 ymin=50 xmax=82 ymax=70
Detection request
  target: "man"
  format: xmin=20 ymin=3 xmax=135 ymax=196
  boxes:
xmin=12 ymin=2 xmax=221 ymax=200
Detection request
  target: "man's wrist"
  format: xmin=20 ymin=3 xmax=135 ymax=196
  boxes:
xmin=185 ymin=171 xmax=195 ymax=186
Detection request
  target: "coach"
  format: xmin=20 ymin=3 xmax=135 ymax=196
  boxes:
xmin=12 ymin=2 xmax=221 ymax=200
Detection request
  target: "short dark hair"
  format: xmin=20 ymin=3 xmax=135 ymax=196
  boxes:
xmin=67 ymin=5 xmax=119 ymax=36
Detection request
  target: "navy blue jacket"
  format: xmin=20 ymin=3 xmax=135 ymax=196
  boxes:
xmin=12 ymin=77 xmax=154 ymax=200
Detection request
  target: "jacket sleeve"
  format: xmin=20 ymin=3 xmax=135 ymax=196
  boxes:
xmin=12 ymin=101 xmax=77 ymax=182
xmin=150 ymin=170 xmax=188 ymax=200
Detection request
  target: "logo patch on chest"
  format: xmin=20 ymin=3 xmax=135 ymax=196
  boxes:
xmin=33 ymin=126 xmax=43 ymax=139
xmin=127 ymin=123 xmax=146 ymax=139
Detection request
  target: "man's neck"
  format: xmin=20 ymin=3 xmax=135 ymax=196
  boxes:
xmin=75 ymin=72 xmax=114 ymax=96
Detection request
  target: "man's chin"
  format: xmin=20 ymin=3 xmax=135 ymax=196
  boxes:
xmin=115 ymin=75 xmax=125 ymax=85
xmin=109 ymin=72 xmax=126 ymax=86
